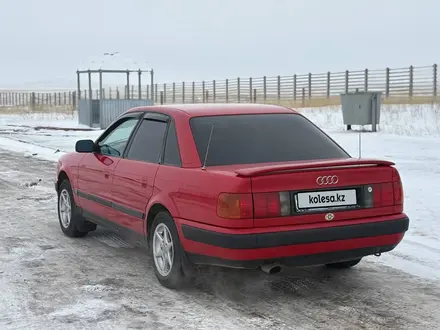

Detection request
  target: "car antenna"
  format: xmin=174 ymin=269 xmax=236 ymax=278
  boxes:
xmin=358 ymin=130 xmax=362 ymax=159
xmin=202 ymin=122 xmax=215 ymax=170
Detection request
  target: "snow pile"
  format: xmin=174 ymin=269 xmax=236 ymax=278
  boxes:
xmin=297 ymin=103 xmax=440 ymax=137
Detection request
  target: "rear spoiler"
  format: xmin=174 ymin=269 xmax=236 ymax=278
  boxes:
xmin=235 ymin=158 xmax=395 ymax=177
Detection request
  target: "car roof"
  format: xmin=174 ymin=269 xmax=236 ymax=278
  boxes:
xmin=126 ymin=103 xmax=298 ymax=117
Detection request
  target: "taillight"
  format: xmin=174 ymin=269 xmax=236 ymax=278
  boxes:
xmin=253 ymin=192 xmax=291 ymax=218
xmin=217 ymin=193 xmax=253 ymax=219
xmin=393 ymin=181 xmax=403 ymax=205
xmin=392 ymin=167 xmax=404 ymax=206
xmin=381 ymin=183 xmax=394 ymax=206
xmin=371 ymin=167 xmax=403 ymax=208
xmin=217 ymin=192 xmax=291 ymax=219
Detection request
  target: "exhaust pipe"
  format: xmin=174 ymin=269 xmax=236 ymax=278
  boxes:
xmin=261 ymin=263 xmax=282 ymax=274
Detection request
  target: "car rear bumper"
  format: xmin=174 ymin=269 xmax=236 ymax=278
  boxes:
xmin=176 ymin=215 xmax=409 ymax=269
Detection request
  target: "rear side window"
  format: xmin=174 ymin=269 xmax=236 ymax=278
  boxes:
xmin=163 ymin=121 xmax=181 ymax=166
xmin=126 ymin=119 xmax=167 ymax=163
xmin=189 ymin=113 xmax=349 ymax=166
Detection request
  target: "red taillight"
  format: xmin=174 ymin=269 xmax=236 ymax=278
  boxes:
xmin=381 ymin=182 xmax=394 ymax=206
xmin=253 ymin=192 xmax=281 ymax=218
xmin=217 ymin=192 xmax=291 ymax=219
xmin=392 ymin=167 xmax=404 ymax=206
xmin=372 ymin=167 xmax=404 ymax=208
xmin=217 ymin=193 xmax=253 ymax=219
xmin=393 ymin=181 xmax=403 ymax=205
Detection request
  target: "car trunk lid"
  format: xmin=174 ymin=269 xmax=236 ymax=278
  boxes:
xmin=232 ymin=158 xmax=403 ymax=227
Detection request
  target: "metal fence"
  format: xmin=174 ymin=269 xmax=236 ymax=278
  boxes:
xmin=0 ymin=64 xmax=438 ymax=110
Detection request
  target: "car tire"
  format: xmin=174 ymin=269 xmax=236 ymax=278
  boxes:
xmin=57 ymin=179 xmax=96 ymax=238
xmin=149 ymin=212 xmax=187 ymax=289
xmin=325 ymin=258 xmax=362 ymax=269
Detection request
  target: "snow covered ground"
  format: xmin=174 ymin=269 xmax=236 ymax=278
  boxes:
xmin=0 ymin=103 xmax=440 ymax=329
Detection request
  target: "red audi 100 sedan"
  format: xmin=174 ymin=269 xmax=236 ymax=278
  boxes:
xmin=55 ymin=104 xmax=409 ymax=289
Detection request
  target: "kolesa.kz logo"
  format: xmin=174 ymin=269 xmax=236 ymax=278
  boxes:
xmin=309 ymin=193 xmax=346 ymax=204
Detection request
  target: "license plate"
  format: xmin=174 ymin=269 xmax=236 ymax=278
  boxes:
xmin=296 ymin=189 xmax=357 ymax=209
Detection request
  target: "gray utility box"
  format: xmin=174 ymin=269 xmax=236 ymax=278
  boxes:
xmin=340 ymin=91 xmax=382 ymax=132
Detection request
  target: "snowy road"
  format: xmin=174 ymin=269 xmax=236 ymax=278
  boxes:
xmin=1 ymin=149 xmax=440 ymax=329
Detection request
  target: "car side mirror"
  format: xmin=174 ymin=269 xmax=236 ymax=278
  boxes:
xmin=75 ymin=139 xmax=95 ymax=153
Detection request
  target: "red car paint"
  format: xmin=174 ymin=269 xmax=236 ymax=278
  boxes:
xmin=56 ymin=104 xmax=409 ymax=269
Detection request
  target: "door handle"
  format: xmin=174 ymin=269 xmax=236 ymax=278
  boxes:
xmin=104 ymin=173 xmax=110 ymax=179
xmin=141 ymin=178 xmax=148 ymax=188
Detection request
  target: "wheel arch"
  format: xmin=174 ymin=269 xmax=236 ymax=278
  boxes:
xmin=57 ymin=170 xmax=70 ymax=191
xmin=146 ymin=203 xmax=172 ymax=241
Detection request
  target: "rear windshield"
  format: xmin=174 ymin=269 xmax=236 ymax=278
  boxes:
xmin=189 ymin=113 xmax=349 ymax=166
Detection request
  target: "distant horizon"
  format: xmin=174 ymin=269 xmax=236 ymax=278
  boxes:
xmin=1 ymin=0 xmax=438 ymax=89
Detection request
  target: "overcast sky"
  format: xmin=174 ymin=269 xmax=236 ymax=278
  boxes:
xmin=0 ymin=0 xmax=438 ymax=89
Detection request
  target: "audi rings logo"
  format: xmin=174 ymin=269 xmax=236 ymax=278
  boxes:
xmin=316 ymin=175 xmax=339 ymax=185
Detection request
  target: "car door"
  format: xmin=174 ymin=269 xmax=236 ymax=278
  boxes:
xmin=110 ymin=112 xmax=170 ymax=236
xmin=76 ymin=113 xmax=142 ymax=222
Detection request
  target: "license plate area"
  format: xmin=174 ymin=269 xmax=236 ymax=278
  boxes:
xmin=292 ymin=186 xmax=364 ymax=214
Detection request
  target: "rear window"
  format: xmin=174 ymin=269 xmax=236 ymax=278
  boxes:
xmin=189 ymin=113 xmax=349 ymax=166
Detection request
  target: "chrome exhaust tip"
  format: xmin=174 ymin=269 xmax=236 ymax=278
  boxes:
xmin=261 ymin=263 xmax=282 ymax=274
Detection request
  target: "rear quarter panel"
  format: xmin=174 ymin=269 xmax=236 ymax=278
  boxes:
xmin=151 ymin=165 xmax=253 ymax=228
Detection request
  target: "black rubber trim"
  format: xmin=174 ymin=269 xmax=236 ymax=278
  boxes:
xmin=186 ymin=244 xmax=397 ymax=269
xmin=181 ymin=217 xmax=409 ymax=250
xmin=75 ymin=189 xmax=145 ymax=220
xmin=112 ymin=202 xmax=145 ymax=219
xmin=76 ymin=189 xmax=112 ymax=207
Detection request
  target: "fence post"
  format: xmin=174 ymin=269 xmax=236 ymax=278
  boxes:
xmin=160 ymin=91 xmax=164 ymax=105
xmin=138 ymin=70 xmax=142 ymax=99
xmin=146 ymin=85 xmax=150 ymax=100
xmin=213 ymin=80 xmax=216 ymax=103
xmin=249 ymin=77 xmax=253 ymax=102
xmin=345 ymin=70 xmax=349 ymax=94
xmin=155 ymin=83 xmax=158 ymax=102
xmin=326 ymin=72 xmax=330 ymax=99
xmin=226 ymin=79 xmax=229 ymax=103
xmin=31 ymin=92 xmax=36 ymax=111
xmin=409 ymin=65 xmax=414 ymax=100
xmin=308 ymin=73 xmax=312 ymax=100
xmin=172 ymin=82 xmax=176 ymax=103
xmin=386 ymin=67 xmax=390 ymax=98
xmin=150 ymin=69 xmax=154 ymax=102
xmin=293 ymin=74 xmax=297 ymax=101
xmin=205 ymin=90 xmax=209 ymax=103
xmin=237 ymin=77 xmax=240 ymax=103
xmin=163 ymin=83 xmax=167 ymax=104
xmin=263 ymin=76 xmax=267 ymax=102
xmin=277 ymin=75 xmax=281 ymax=103
xmin=202 ymin=81 xmax=206 ymax=103
xmin=434 ymin=63 xmax=438 ymax=103
xmin=126 ymin=71 xmax=130 ymax=99
xmin=253 ymin=89 xmax=257 ymax=103
xmin=192 ymin=82 xmax=195 ymax=103
xmin=364 ymin=69 xmax=368 ymax=92
xmin=182 ymin=82 xmax=185 ymax=103
xmin=72 ymin=91 xmax=76 ymax=110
